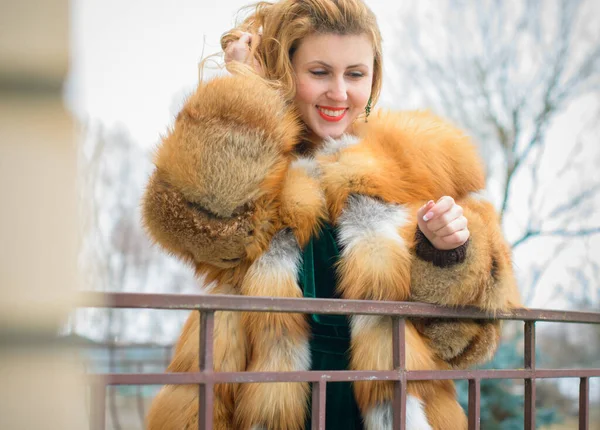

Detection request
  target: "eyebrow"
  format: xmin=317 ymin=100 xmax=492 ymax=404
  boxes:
xmin=309 ymin=60 xmax=368 ymax=69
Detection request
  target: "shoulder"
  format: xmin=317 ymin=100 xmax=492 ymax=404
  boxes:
xmin=353 ymin=109 xmax=487 ymax=197
xmin=355 ymin=109 xmax=477 ymax=158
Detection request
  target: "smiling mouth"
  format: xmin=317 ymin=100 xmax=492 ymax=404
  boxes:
xmin=316 ymin=106 xmax=348 ymax=122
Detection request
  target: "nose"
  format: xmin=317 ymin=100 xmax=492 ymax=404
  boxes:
xmin=327 ymin=76 xmax=348 ymax=102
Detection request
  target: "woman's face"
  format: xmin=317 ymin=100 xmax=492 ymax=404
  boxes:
xmin=292 ymin=33 xmax=374 ymax=140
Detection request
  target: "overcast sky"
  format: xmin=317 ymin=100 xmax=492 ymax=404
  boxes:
xmin=67 ymin=0 xmax=396 ymax=146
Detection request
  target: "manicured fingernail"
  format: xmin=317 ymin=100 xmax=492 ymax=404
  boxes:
xmin=423 ymin=211 xmax=434 ymax=222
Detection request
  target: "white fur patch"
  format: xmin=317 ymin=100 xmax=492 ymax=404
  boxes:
xmin=290 ymin=156 xmax=321 ymax=179
xmin=291 ymin=338 xmax=311 ymax=371
xmin=468 ymin=189 xmax=489 ymax=201
xmin=319 ymin=134 xmax=361 ymax=156
xmin=260 ymin=337 xmax=311 ymax=372
xmin=349 ymin=315 xmax=385 ymax=337
xmin=337 ymin=195 xmax=410 ymax=251
xmin=252 ymin=229 xmax=301 ymax=278
xmin=364 ymin=397 xmax=432 ymax=430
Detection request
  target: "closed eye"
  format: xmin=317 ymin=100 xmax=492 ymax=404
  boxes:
xmin=347 ymin=71 xmax=365 ymax=78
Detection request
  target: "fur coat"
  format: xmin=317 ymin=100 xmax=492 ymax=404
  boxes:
xmin=142 ymin=71 xmax=521 ymax=430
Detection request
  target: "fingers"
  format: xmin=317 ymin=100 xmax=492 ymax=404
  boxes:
xmin=422 ymin=196 xmax=455 ymax=222
xmin=426 ymin=204 xmax=464 ymax=234
xmin=224 ymin=32 xmax=252 ymax=63
xmin=224 ymin=31 xmax=263 ymax=75
xmin=432 ymin=215 xmax=468 ymax=237
xmin=417 ymin=199 xmax=434 ymax=218
xmin=417 ymin=196 xmax=470 ymax=250
xmin=439 ymin=228 xmax=470 ymax=247
xmin=238 ymin=32 xmax=252 ymax=45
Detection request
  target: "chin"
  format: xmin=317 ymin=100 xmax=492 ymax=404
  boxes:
xmin=314 ymin=123 xmax=349 ymax=140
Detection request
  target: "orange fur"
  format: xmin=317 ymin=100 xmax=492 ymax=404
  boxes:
xmin=143 ymin=72 xmax=521 ymax=429
xmin=143 ymin=74 xmax=310 ymax=429
xmin=336 ymin=236 xmax=412 ymax=301
xmin=422 ymin=383 xmax=468 ymax=430
xmin=279 ymin=159 xmax=327 ymax=248
xmin=147 ymin=287 xmax=247 ymax=429
xmin=320 ymin=110 xmax=486 ymax=222
xmin=410 ymin=196 xmax=521 ymax=314
xmin=234 ymin=233 xmax=310 ymax=430
xmin=351 ymin=320 xmax=439 ymax=407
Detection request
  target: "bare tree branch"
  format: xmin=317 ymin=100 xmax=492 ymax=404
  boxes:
xmin=511 ymin=226 xmax=600 ymax=248
xmin=547 ymin=182 xmax=600 ymax=219
xmin=521 ymin=242 xmax=569 ymax=306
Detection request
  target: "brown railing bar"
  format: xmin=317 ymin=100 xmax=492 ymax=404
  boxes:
xmin=136 ymin=362 xmax=145 ymax=427
xmin=524 ymin=378 xmax=536 ymax=430
xmin=311 ymin=379 xmax=327 ymax=430
xmin=393 ymin=379 xmax=407 ymax=430
xmin=164 ymin=345 xmax=172 ymax=369
xmin=579 ymin=377 xmax=589 ymax=430
xmin=198 ymin=311 xmax=215 ymax=430
xmin=392 ymin=317 xmax=406 ymax=371
xmin=468 ymin=378 xmax=480 ymax=430
xmin=95 ymin=368 xmax=600 ymax=386
xmin=524 ymin=321 xmax=536 ymax=369
xmin=82 ymin=293 xmax=600 ymax=429
xmin=524 ymin=321 xmax=536 ymax=430
xmin=392 ymin=317 xmax=407 ymax=430
xmin=83 ymin=293 xmax=600 ymax=324
xmin=90 ymin=382 xmax=106 ymax=430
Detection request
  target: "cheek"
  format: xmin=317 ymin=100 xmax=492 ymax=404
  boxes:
xmin=352 ymin=84 xmax=372 ymax=109
xmin=294 ymin=80 xmax=311 ymax=104
xmin=295 ymin=77 xmax=323 ymax=106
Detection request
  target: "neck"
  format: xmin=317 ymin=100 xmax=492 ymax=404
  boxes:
xmin=294 ymin=126 xmax=323 ymax=156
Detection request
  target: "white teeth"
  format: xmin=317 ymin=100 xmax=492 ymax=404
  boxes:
xmin=317 ymin=107 xmax=346 ymax=117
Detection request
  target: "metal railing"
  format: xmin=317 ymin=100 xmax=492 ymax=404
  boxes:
xmin=83 ymin=292 xmax=600 ymax=430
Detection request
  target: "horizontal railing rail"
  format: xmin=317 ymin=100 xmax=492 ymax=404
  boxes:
xmin=82 ymin=292 xmax=600 ymax=430
xmin=82 ymin=292 xmax=600 ymax=323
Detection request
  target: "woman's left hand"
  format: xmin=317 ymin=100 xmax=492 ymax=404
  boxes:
xmin=417 ymin=196 xmax=469 ymax=251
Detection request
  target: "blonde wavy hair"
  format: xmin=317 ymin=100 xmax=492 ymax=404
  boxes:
xmin=220 ymin=0 xmax=383 ymax=107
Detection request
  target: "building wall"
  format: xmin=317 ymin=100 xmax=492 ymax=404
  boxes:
xmin=0 ymin=1 xmax=89 ymax=428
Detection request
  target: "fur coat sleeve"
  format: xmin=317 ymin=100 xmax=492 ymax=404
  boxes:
xmin=142 ymin=72 xmax=301 ymax=275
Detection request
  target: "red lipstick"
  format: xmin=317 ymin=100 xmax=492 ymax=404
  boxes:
xmin=316 ymin=106 xmax=347 ymax=122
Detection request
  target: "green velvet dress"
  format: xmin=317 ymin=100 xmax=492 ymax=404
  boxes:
xmin=298 ymin=223 xmax=364 ymax=429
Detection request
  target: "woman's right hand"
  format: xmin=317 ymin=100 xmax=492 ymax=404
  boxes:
xmin=224 ymin=31 xmax=263 ymax=75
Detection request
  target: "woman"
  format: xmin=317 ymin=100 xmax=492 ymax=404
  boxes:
xmin=143 ymin=1 xmax=521 ymax=429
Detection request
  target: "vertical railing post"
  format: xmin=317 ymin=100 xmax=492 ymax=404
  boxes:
xmin=136 ymin=362 xmax=146 ymax=428
xmin=164 ymin=344 xmax=172 ymax=369
xmin=579 ymin=377 xmax=589 ymax=430
xmin=524 ymin=321 xmax=536 ymax=430
xmin=90 ymin=381 xmax=106 ymax=430
xmin=392 ymin=317 xmax=407 ymax=430
xmin=311 ymin=379 xmax=327 ymax=430
xmin=198 ymin=311 xmax=215 ymax=430
xmin=468 ymin=378 xmax=481 ymax=430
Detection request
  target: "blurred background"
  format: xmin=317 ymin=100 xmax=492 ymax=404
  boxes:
xmin=2 ymin=0 xmax=598 ymax=428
